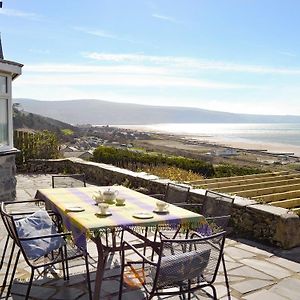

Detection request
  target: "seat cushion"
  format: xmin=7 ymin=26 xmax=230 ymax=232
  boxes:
xmin=15 ymin=210 xmax=65 ymax=260
xmin=154 ymin=249 xmax=211 ymax=288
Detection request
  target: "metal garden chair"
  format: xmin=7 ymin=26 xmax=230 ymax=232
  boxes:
xmin=201 ymin=190 xmax=235 ymax=300
xmin=51 ymin=173 xmax=86 ymax=188
xmin=0 ymin=202 xmax=92 ymax=300
xmin=150 ymin=182 xmax=190 ymax=204
xmin=119 ymin=231 xmax=226 ymax=300
xmin=0 ymin=199 xmax=52 ymax=292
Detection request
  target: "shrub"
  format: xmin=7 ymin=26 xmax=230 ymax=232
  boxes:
xmin=14 ymin=130 xmax=60 ymax=168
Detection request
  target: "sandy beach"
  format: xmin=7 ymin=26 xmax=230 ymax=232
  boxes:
xmin=118 ymin=124 xmax=300 ymax=158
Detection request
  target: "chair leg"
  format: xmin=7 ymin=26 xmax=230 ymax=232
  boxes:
xmin=1 ymin=241 xmax=15 ymax=292
xmin=5 ymin=249 xmax=20 ymax=300
xmin=151 ymin=226 xmax=159 ymax=261
xmin=25 ymin=268 xmax=34 ymax=300
xmin=211 ymin=285 xmax=217 ymax=300
xmin=143 ymin=227 xmax=148 ymax=257
xmin=118 ymin=251 xmax=125 ymax=300
xmin=187 ymin=280 xmax=191 ymax=300
xmin=60 ymin=248 xmax=67 ymax=280
xmin=0 ymin=235 xmax=10 ymax=269
xmin=222 ymin=253 xmax=231 ymax=299
xmin=84 ymin=253 xmax=93 ymax=300
xmin=63 ymin=245 xmax=70 ymax=280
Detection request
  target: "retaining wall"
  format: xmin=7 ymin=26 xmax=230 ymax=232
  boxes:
xmin=0 ymin=152 xmax=17 ymax=201
xmin=27 ymin=157 xmax=300 ymax=249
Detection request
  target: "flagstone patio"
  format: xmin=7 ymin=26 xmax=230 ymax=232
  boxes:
xmin=0 ymin=174 xmax=300 ymax=299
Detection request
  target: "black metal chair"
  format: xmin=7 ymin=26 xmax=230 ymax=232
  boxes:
xmin=201 ymin=190 xmax=235 ymax=300
xmin=150 ymin=182 xmax=190 ymax=204
xmin=0 ymin=199 xmax=51 ymax=292
xmin=0 ymin=202 xmax=92 ymax=300
xmin=203 ymin=190 xmax=235 ymax=233
xmin=119 ymin=231 xmax=226 ymax=300
xmin=51 ymin=174 xmax=86 ymax=188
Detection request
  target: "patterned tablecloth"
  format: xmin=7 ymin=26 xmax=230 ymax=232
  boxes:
xmin=35 ymin=186 xmax=207 ymax=249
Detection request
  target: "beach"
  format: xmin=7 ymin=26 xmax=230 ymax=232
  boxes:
xmin=115 ymin=124 xmax=300 ymax=170
xmin=118 ymin=123 xmax=300 ymax=157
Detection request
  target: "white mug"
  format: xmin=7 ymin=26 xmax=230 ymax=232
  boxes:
xmin=116 ymin=197 xmax=126 ymax=205
xmin=99 ymin=203 xmax=109 ymax=214
xmin=156 ymin=201 xmax=169 ymax=211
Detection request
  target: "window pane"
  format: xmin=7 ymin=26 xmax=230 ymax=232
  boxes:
xmin=0 ymin=99 xmax=8 ymax=147
xmin=0 ymin=76 xmax=7 ymax=94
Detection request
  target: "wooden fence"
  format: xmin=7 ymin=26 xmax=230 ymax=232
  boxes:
xmin=14 ymin=130 xmax=60 ymax=168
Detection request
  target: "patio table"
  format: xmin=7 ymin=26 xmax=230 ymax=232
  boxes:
xmin=35 ymin=186 xmax=206 ymax=300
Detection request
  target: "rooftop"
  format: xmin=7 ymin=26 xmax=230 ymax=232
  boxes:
xmin=0 ymin=173 xmax=300 ymax=299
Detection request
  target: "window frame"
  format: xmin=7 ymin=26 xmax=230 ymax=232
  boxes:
xmin=0 ymin=73 xmax=12 ymax=152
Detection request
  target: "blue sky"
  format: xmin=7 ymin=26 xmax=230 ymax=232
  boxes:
xmin=1 ymin=0 xmax=300 ymax=115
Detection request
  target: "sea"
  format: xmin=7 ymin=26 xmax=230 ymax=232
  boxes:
xmin=118 ymin=123 xmax=300 ymax=156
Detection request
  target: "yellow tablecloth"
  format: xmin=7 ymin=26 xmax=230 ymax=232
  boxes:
xmin=35 ymin=186 xmax=206 ymax=248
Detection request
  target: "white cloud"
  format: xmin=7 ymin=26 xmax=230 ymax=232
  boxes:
xmin=152 ymin=14 xmax=179 ymax=23
xmin=24 ymin=64 xmax=168 ymax=75
xmin=73 ymin=26 xmax=140 ymax=44
xmin=73 ymin=26 xmax=117 ymax=39
xmin=17 ymin=73 xmax=252 ymax=90
xmin=83 ymin=52 xmax=300 ymax=75
xmin=0 ymin=8 xmax=41 ymax=20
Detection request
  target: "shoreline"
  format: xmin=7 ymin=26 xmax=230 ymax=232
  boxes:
xmin=117 ymin=124 xmax=300 ymax=158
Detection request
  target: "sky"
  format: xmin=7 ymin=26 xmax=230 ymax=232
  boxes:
xmin=1 ymin=0 xmax=300 ymax=115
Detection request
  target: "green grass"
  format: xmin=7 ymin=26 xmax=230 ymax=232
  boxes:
xmin=61 ymin=129 xmax=74 ymax=136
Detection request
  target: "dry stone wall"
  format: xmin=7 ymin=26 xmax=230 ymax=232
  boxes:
xmin=27 ymin=157 xmax=300 ymax=249
xmin=0 ymin=153 xmax=17 ymax=201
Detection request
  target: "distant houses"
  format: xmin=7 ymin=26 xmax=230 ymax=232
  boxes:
xmin=62 ymin=148 xmax=94 ymax=160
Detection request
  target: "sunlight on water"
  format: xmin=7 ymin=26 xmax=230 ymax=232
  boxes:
xmin=124 ymin=123 xmax=300 ymax=147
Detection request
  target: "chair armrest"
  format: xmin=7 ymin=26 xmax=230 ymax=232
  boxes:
xmin=11 ymin=209 xmax=53 ymax=216
xmin=206 ymin=215 xmax=231 ymax=227
xmin=191 ymin=230 xmax=226 ymax=240
xmin=149 ymin=194 xmax=165 ymax=200
xmin=175 ymin=203 xmax=203 ymax=209
xmin=19 ymin=231 xmax=72 ymax=241
xmin=4 ymin=199 xmax=45 ymax=205
xmin=123 ymin=241 xmax=157 ymax=266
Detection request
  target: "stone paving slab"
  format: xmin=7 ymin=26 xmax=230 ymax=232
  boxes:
xmin=231 ymin=279 xmax=274 ymax=294
xmin=0 ymin=174 xmax=299 ymax=299
xmin=243 ymin=289 xmax=288 ymax=300
xmin=269 ymin=277 xmax=300 ymax=300
xmin=239 ymin=258 xmax=293 ymax=279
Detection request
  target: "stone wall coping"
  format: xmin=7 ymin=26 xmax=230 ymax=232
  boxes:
xmin=190 ymin=188 xmax=206 ymax=196
xmin=233 ymin=196 xmax=257 ymax=207
xmin=0 ymin=148 xmax=20 ymax=157
xmin=249 ymin=203 xmax=291 ymax=216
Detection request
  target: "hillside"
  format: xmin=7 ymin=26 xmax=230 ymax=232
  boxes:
xmin=14 ymin=98 xmax=300 ymax=125
xmin=13 ymin=106 xmax=78 ymax=138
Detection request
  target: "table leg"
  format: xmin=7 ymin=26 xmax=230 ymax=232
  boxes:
xmin=93 ymin=238 xmax=109 ymax=300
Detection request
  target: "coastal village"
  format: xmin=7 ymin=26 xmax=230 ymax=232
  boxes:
xmin=60 ymin=125 xmax=300 ymax=170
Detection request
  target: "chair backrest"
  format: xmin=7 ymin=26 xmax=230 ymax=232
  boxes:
xmin=202 ymin=190 xmax=234 ymax=230
xmin=0 ymin=202 xmax=22 ymax=248
xmin=203 ymin=190 xmax=234 ymax=217
xmin=52 ymin=173 xmax=86 ymax=188
xmin=164 ymin=183 xmax=190 ymax=204
xmin=0 ymin=202 xmax=65 ymax=263
xmin=153 ymin=231 xmax=226 ymax=290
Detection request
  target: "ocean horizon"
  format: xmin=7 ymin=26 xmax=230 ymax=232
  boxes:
xmin=117 ymin=123 xmax=300 ymax=156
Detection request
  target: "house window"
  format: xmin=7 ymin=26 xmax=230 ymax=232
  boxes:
xmin=0 ymin=99 xmax=8 ymax=147
xmin=0 ymin=75 xmax=9 ymax=149
xmin=0 ymin=75 xmax=7 ymax=94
